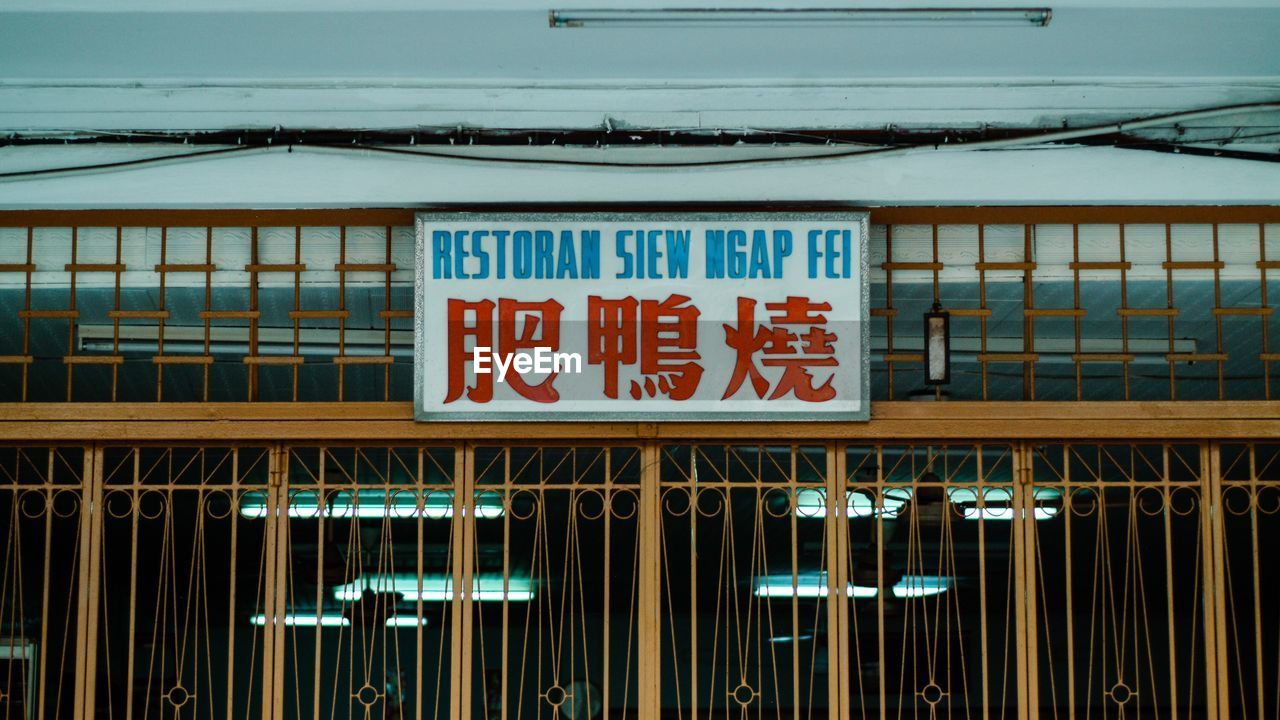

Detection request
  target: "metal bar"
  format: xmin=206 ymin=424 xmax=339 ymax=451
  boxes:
xmin=244 ymin=263 xmax=307 ymax=273
xmin=1019 ymin=444 xmax=1039 ymax=716
xmin=1012 ymin=445 xmax=1030 ymax=720
xmin=1198 ymin=443 xmax=1220 ymax=720
xmin=1206 ymin=442 xmax=1230 ymax=719
xmin=154 ymin=263 xmax=217 ymax=273
xmin=63 ymin=263 xmax=124 ymax=273
xmin=1162 ymin=260 xmax=1226 ymax=270
xmin=260 ymin=445 xmax=288 ymax=720
xmin=637 ymin=443 xmax=662 ymax=716
xmin=824 ymin=443 xmax=841 ymax=720
xmin=106 ymin=310 xmax=170 ymax=319
xmin=71 ymin=444 xmax=103 ymax=720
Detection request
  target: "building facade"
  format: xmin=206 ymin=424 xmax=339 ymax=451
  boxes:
xmin=2 ymin=2 xmax=1279 ymax=719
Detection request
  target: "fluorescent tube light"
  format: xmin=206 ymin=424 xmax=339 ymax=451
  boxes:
xmin=249 ymin=614 xmax=430 ymax=628
xmin=333 ymin=574 xmax=535 ymax=603
xmin=794 ymin=488 xmax=911 ymax=518
xmin=768 ymin=634 xmax=815 ymax=644
xmin=753 ymin=573 xmax=952 ymax=599
xmin=550 ymin=8 xmax=1052 ymax=29
xmin=238 ymin=489 xmax=503 ymax=520
xmin=250 ymin=614 xmax=349 ymax=627
xmin=795 ymin=486 xmax=1060 ymax=521
xmin=947 ymin=487 xmax=1061 ymax=520
xmin=385 ymin=616 xmax=431 ymax=627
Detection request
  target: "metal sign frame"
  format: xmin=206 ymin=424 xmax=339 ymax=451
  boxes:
xmin=414 ymin=211 xmax=871 ymax=422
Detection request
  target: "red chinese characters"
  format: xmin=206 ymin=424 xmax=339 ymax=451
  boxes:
xmin=722 ymin=296 xmax=839 ymax=402
xmin=445 ymin=298 xmax=564 ymax=404
xmin=443 ymin=293 xmax=839 ymax=406
xmin=587 ymin=294 xmax=704 ymax=400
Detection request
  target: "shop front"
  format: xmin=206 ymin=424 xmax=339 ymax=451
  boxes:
xmin=1 ymin=205 xmax=1278 ymax=718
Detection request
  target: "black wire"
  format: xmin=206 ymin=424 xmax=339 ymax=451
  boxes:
xmin=2 ymin=129 xmax=1275 ymax=180
xmin=0 ymin=145 xmax=261 ymax=179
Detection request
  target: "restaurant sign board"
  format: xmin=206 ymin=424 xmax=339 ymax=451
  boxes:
xmin=415 ymin=212 xmax=869 ymax=421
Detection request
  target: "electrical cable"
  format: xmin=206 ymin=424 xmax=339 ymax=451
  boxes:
xmin=0 ymin=145 xmax=267 ymax=180
xmin=1 ymin=100 xmax=1276 ymax=178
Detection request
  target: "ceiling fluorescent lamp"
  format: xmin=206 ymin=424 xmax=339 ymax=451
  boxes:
xmin=794 ymin=488 xmax=911 ymax=519
xmin=754 ymin=573 xmax=952 ymax=599
xmin=549 ymin=8 xmax=1052 ymax=28
xmin=238 ymin=489 xmax=503 ymax=520
xmin=250 ymin=614 xmax=349 ymax=627
xmin=333 ymin=574 xmax=535 ymax=603
xmin=385 ymin=616 xmax=431 ymax=627
xmin=947 ymin=487 xmax=1061 ymax=521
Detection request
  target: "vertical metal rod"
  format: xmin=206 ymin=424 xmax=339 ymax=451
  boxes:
xmin=248 ymin=227 xmax=261 ymax=401
xmin=1119 ymin=224 xmax=1132 ymax=399
xmin=884 ymin=226 xmax=896 ymax=399
xmin=1198 ymin=442 xmax=1221 ymax=720
xmin=337 ymin=226 xmax=348 ymax=400
xmin=449 ymin=443 xmax=475 ymax=720
xmin=1011 ymin=445 xmax=1031 ymax=720
xmin=124 ymin=450 xmax=139 ymax=720
xmin=1022 ymin=225 xmax=1036 ymax=400
xmin=260 ymin=444 xmax=287 ymax=720
xmin=602 ymin=448 xmax=612 ymax=720
xmin=978 ymin=226 xmax=990 ymax=399
xmin=1071 ymin=225 xmax=1083 ymax=400
xmin=72 ymin=444 xmax=103 ymax=720
xmin=35 ymin=451 xmax=53 ymax=720
xmin=501 ymin=448 xmax=511 ymax=720
xmin=1259 ymin=225 xmax=1271 ymax=399
xmin=823 ymin=444 xmax=842 ymax=720
xmin=65 ymin=228 xmax=78 ymax=401
xmin=383 ymin=227 xmax=394 ymax=401
xmin=637 ymin=443 xmax=662 ymax=717
xmin=224 ymin=449 xmax=240 ymax=720
xmin=789 ymin=446 xmax=800 ymax=720
xmin=689 ymin=448 xmax=698 ymax=720
xmin=203 ymin=227 xmax=213 ymax=401
xmin=1211 ymin=225 xmax=1225 ymax=398
xmin=1021 ymin=443 xmax=1039 ymax=715
xmin=1207 ymin=442 xmax=1230 ymax=719
xmin=875 ymin=446 xmax=886 ymax=720
xmin=415 ymin=449 xmax=425 ymax=720
xmin=977 ymin=446 xmax=990 ymax=720
xmin=156 ymin=227 xmax=168 ymax=401
xmin=1162 ymin=445 xmax=1178 ymax=718
xmin=833 ymin=444 xmax=851 ymax=720
xmin=1247 ymin=445 xmax=1264 ymax=718
xmin=312 ymin=450 xmax=326 ymax=720
xmin=1062 ymin=446 xmax=1076 ymax=720
xmin=110 ymin=227 xmax=122 ymax=401
xmin=20 ymin=228 xmax=33 ymax=401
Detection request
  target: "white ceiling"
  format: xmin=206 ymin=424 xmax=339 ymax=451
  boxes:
xmin=1 ymin=1 xmax=1276 ymax=208
xmin=1 ymin=1 xmax=1278 ymax=133
xmin=3 ymin=5 xmax=1277 ymax=82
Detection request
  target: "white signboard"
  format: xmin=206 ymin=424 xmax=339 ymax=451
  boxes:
xmin=415 ymin=212 xmax=869 ymax=421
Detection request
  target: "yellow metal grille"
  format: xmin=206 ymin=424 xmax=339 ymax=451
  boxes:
xmin=2 ymin=441 xmax=1275 ymax=719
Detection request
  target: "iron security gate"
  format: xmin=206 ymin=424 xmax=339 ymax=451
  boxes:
xmin=1 ymin=441 xmax=1275 ymax=719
